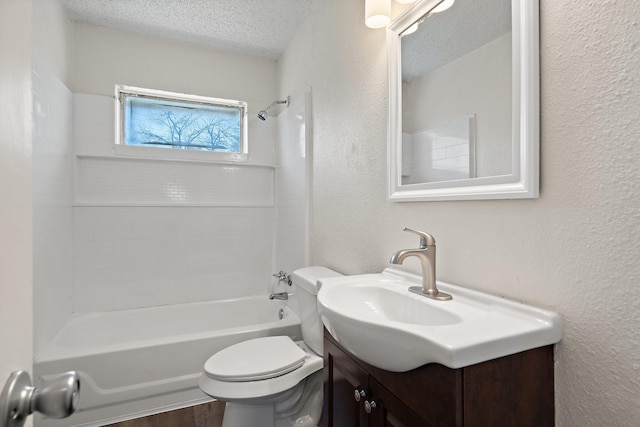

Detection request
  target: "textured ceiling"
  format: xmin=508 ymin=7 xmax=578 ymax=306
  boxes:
xmin=401 ymin=0 xmax=512 ymax=81
xmin=63 ymin=0 xmax=315 ymax=60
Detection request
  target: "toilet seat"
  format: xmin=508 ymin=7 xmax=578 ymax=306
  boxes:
xmin=204 ymin=336 xmax=307 ymax=382
xmin=199 ymin=339 xmax=323 ymax=401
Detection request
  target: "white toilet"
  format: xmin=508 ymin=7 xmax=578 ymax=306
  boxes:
xmin=199 ymin=266 xmax=341 ymax=427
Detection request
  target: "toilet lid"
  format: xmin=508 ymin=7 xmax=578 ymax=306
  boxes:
xmin=204 ymin=336 xmax=307 ymax=382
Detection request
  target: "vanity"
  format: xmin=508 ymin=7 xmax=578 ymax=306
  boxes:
xmin=323 ymin=332 xmax=554 ymax=427
xmin=317 ymin=268 xmax=561 ymax=427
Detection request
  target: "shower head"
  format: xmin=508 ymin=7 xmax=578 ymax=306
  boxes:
xmin=257 ymin=96 xmax=290 ymax=121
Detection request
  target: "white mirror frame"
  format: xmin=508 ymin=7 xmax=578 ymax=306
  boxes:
xmin=387 ymin=0 xmax=539 ymax=201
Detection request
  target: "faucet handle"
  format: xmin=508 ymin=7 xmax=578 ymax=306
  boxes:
xmin=403 ymin=227 xmax=436 ymax=248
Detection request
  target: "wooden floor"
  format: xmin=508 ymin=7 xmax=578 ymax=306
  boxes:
xmin=105 ymin=401 xmax=225 ymax=427
xmin=104 ymin=401 xmax=322 ymax=427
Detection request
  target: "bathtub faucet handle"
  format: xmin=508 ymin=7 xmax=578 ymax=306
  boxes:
xmin=272 ymin=271 xmax=292 ymax=286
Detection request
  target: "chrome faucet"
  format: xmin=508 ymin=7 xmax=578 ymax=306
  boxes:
xmin=389 ymin=227 xmax=452 ymax=301
xmin=269 ymin=292 xmax=288 ymax=300
xmin=270 ymin=270 xmax=291 ymax=300
xmin=272 ymin=270 xmax=292 ymax=286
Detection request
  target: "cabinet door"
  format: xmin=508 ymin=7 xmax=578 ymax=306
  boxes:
xmin=369 ymin=378 xmax=433 ymax=427
xmin=324 ymin=338 xmax=370 ymax=427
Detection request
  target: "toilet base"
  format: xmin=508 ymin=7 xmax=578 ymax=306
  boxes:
xmin=220 ymin=371 xmax=322 ymax=427
xmin=222 ymin=402 xmax=275 ymax=427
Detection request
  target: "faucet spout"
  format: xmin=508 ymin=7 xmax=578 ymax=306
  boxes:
xmin=390 ymin=228 xmax=452 ymax=301
xmin=389 ymin=248 xmax=426 ymax=265
xmin=269 ymin=292 xmax=288 ymax=300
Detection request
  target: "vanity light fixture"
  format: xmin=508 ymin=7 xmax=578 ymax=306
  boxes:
xmin=430 ymin=0 xmax=455 ymax=13
xmin=402 ymin=18 xmax=424 ymax=36
xmin=365 ymin=0 xmax=391 ymax=29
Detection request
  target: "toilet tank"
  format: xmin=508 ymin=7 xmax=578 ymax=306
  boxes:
xmin=292 ymin=266 xmax=342 ymax=355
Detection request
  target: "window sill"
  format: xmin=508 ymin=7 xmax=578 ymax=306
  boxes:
xmin=113 ymin=144 xmax=249 ymax=164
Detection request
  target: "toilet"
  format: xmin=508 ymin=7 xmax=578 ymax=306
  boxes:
xmin=199 ymin=266 xmax=342 ymax=427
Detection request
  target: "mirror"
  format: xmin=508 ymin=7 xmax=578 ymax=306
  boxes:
xmin=387 ymin=0 xmax=539 ymax=201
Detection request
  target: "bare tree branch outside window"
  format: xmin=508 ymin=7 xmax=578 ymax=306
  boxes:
xmin=123 ymin=95 xmax=242 ymax=153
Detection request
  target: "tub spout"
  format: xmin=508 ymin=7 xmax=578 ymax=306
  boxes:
xmin=269 ymin=292 xmax=288 ymax=300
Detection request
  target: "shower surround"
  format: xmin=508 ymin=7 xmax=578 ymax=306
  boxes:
xmin=71 ymin=93 xmax=278 ymax=312
xmin=32 ymin=87 xmax=310 ymax=426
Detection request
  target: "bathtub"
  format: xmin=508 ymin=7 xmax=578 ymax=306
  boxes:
xmin=34 ymin=296 xmax=302 ymax=427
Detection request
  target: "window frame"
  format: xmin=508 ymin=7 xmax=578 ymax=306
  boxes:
xmin=115 ymin=85 xmax=249 ymax=163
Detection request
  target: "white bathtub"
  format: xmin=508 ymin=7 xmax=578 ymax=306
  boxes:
xmin=34 ymin=297 xmax=302 ymax=427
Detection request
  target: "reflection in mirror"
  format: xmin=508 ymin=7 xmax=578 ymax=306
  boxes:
xmin=387 ymin=0 xmax=539 ymax=201
xmin=401 ymin=0 xmax=511 ymax=184
xmin=402 ymin=115 xmax=476 ymax=184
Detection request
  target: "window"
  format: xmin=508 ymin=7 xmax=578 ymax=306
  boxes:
xmin=116 ymin=85 xmax=248 ymax=161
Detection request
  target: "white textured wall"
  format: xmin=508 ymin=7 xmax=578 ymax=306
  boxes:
xmin=32 ymin=0 xmax=74 ymax=356
xmin=279 ymin=0 xmax=640 ymax=425
xmin=0 ymin=0 xmax=34 ymax=402
xmin=71 ymin=23 xmax=278 ymax=113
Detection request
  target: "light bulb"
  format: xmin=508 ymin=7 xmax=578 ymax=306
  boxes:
xmin=365 ymin=0 xmax=391 ymax=29
xmin=402 ymin=22 xmax=420 ymax=36
xmin=431 ymin=0 xmax=455 ymax=14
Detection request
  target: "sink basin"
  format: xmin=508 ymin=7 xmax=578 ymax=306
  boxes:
xmin=338 ymin=284 xmax=464 ymax=326
xmin=317 ymin=268 xmax=562 ymax=372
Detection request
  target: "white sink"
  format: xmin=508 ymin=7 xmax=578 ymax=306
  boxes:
xmin=317 ymin=268 xmax=562 ymax=372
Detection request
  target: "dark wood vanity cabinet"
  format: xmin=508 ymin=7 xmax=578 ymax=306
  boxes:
xmin=323 ymin=331 xmax=554 ymax=427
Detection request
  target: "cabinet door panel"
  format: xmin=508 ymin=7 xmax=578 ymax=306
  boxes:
xmin=324 ymin=338 xmax=369 ymax=427
xmin=462 ymin=346 xmax=555 ymax=427
xmin=370 ymin=378 xmax=432 ymax=427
